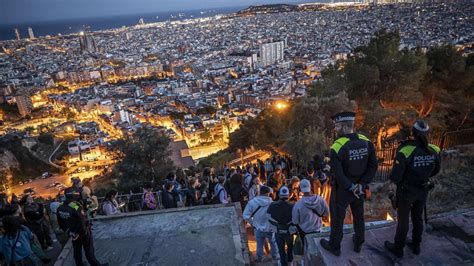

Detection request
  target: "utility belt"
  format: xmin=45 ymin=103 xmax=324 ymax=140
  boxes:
xmin=301 ymin=229 xmax=321 ymax=235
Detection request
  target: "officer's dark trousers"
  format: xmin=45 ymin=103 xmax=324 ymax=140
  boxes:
xmin=275 ymin=232 xmax=294 ymax=266
xmin=329 ymin=187 xmax=365 ymax=250
xmin=72 ymin=233 xmax=100 ymax=266
xmin=394 ymin=196 xmax=425 ymax=249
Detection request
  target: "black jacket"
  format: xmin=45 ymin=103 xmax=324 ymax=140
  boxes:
xmin=390 ymin=140 xmax=441 ymax=200
xmin=330 ymin=133 xmax=378 ymax=190
xmin=56 ymin=201 xmax=88 ymax=236
xmin=267 ymin=199 xmax=294 ymax=230
xmin=185 ymin=188 xmax=201 ymax=207
xmin=162 ymin=190 xmax=178 ymax=209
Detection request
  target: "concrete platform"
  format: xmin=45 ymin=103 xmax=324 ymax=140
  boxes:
xmin=305 ymin=208 xmax=474 ymax=265
xmin=55 ymin=204 xmax=250 ymax=266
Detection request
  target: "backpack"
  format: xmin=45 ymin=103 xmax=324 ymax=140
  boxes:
xmin=143 ymin=191 xmax=157 ymax=210
xmin=210 ymin=187 xmax=224 ymax=204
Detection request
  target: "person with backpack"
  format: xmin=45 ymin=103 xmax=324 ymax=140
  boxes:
xmin=243 ymin=166 xmax=256 ymax=192
xmin=0 ymin=216 xmax=42 ymax=266
xmin=292 ymin=179 xmax=328 ymax=250
xmin=385 ymin=120 xmax=441 ymax=258
xmin=248 ymin=176 xmax=262 ymax=201
xmin=267 ymin=186 xmax=295 ymax=266
xmin=243 ymin=186 xmax=279 ymax=263
xmin=20 ymin=194 xmax=53 ymax=251
xmin=142 ymin=185 xmax=157 ymax=211
xmin=212 ymin=176 xmax=229 ymax=204
xmin=101 ymin=190 xmax=121 ymax=216
xmin=162 ymin=181 xmax=178 ymax=209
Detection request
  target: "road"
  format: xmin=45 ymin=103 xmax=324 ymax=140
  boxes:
xmin=10 ymin=168 xmax=105 ymax=199
xmin=11 ymin=174 xmax=71 ymax=199
xmin=189 ymin=143 xmax=227 ymax=159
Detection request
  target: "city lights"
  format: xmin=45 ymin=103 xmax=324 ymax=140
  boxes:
xmin=275 ymin=102 xmax=288 ymax=110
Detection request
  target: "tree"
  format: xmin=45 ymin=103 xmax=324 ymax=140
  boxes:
xmin=112 ymin=127 xmax=175 ymax=190
xmin=0 ymin=170 xmax=8 ymax=192
xmin=343 ymin=30 xmax=429 ymax=146
xmin=38 ymin=133 xmax=54 ymax=146
xmin=199 ymin=129 xmax=212 ymax=143
xmin=284 ymin=91 xmax=356 ymax=167
xmin=196 ymin=106 xmax=217 ymax=116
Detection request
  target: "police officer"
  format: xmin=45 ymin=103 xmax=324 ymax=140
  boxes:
xmin=320 ymin=111 xmax=378 ymax=256
xmin=57 ymin=188 xmax=107 ymax=266
xmin=385 ymin=120 xmax=441 ymax=258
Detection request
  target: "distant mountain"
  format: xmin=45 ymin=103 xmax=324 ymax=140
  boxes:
xmin=236 ymin=4 xmax=298 ymax=15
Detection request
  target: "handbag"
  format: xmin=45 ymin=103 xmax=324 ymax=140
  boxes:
xmin=293 ymin=234 xmax=304 ymax=256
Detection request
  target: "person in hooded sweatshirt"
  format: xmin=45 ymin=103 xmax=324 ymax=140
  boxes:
xmin=267 ymin=186 xmax=295 ymax=266
xmin=243 ymin=186 xmax=280 ymax=263
xmin=292 ymin=179 xmax=329 ymax=250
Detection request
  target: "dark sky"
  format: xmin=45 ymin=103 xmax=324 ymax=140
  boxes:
xmin=0 ymin=0 xmax=312 ymax=25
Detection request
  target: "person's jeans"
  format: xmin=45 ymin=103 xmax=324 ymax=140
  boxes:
xmin=255 ymin=230 xmax=279 ymax=261
xmin=276 ymin=233 xmax=294 ymax=266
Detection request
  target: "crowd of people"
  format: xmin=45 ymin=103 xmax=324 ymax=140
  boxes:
xmin=0 ymin=193 xmax=53 ymax=265
xmin=0 ymin=112 xmax=442 ymax=265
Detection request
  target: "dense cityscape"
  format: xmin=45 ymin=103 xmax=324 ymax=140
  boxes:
xmin=0 ymin=1 xmax=473 ymax=265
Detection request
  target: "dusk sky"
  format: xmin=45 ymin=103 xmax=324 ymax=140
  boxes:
xmin=0 ymin=0 xmax=316 ymax=25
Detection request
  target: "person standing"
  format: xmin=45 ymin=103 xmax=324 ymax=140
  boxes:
xmin=288 ymin=176 xmax=301 ymax=203
xmin=243 ymin=186 xmax=279 ymax=263
xmin=213 ymin=176 xmax=229 ymax=204
xmin=0 ymin=216 xmax=42 ymax=266
xmin=20 ymin=194 xmax=53 ymax=251
xmin=227 ymin=173 xmax=248 ymax=209
xmin=142 ymin=184 xmax=157 ymax=210
xmin=320 ymin=112 xmax=378 ymax=256
xmin=264 ymin=158 xmax=274 ymax=179
xmin=248 ymin=176 xmax=262 ymax=201
xmin=292 ymin=179 xmax=329 ymax=249
xmin=101 ymin=190 xmax=121 ymax=215
xmin=268 ymin=165 xmax=285 ymax=199
xmin=57 ymin=188 xmax=107 ymax=266
xmin=185 ymin=178 xmax=202 ymax=207
xmin=162 ymin=181 xmax=178 ymax=209
xmin=267 ymin=186 xmax=295 ymax=266
xmin=385 ymin=120 xmax=441 ymax=258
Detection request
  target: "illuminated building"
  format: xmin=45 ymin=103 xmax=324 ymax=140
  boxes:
xmin=27 ymin=27 xmax=35 ymax=39
xmin=79 ymin=31 xmax=97 ymax=53
xmin=14 ymin=95 xmax=33 ymax=117
xmin=259 ymin=41 xmax=285 ymax=66
xmin=14 ymin=29 xmax=21 ymax=40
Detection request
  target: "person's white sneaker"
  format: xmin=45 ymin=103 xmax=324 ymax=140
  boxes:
xmin=44 ymin=246 xmax=54 ymax=251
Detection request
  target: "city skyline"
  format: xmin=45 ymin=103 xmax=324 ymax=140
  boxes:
xmin=0 ymin=0 xmax=315 ymax=25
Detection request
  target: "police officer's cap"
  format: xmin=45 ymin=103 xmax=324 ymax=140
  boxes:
xmin=412 ymin=120 xmax=430 ymax=134
xmin=332 ymin=111 xmax=356 ymax=123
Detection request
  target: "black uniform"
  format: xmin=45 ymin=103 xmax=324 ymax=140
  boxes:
xmin=329 ymin=133 xmax=378 ymax=250
xmin=57 ymin=201 xmax=101 ymax=266
xmin=267 ymin=199 xmax=295 ymax=266
xmin=390 ymin=140 xmax=440 ymax=250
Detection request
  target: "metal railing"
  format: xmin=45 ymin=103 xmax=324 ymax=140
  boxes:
xmin=96 ymin=190 xmax=191 ymax=215
xmin=374 ymin=128 xmax=474 ymax=182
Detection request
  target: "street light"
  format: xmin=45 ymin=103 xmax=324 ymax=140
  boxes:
xmin=275 ymin=102 xmax=288 ymax=111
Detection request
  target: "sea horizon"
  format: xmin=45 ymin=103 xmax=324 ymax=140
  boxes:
xmin=0 ymin=6 xmax=244 ymax=41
